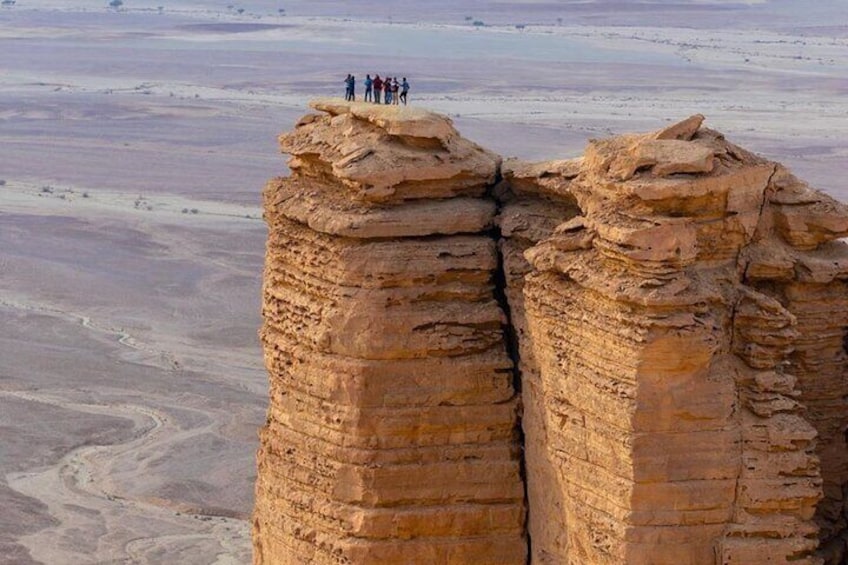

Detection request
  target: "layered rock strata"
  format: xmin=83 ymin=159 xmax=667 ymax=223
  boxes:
xmin=256 ymin=103 xmax=848 ymax=564
xmin=495 ymin=159 xmax=582 ymax=563
xmin=520 ymin=115 xmax=848 ymax=563
xmin=253 ymin=100 xmax=526 ymax=564
xmin=745 ymin=168 xmax=848 ymax=563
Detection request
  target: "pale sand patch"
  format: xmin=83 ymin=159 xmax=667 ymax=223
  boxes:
xmin=1 ymin=180 xmax=262 ymax=224
xmin=3 ymin=390 xmax=251 ymax=565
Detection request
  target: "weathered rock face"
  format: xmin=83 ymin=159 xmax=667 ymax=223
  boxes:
xmin=253 ymin=100 xmax=527 ymax=564
xmin=495 ymin=158 xmax=582 ymax=564
xmin=255 ymin=103 xmax=848 ymax=564
xmin=517 ymin=115 xmax=848 ymax=564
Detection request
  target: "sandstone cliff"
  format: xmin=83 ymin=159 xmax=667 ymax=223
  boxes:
xmin=495 ymin=158 xmax=582 ymax=563
xmin=516 ymin=115 xmax=848 ymax=564
xmin=253 ymin=100 xmax=526 ymax=564
xmin=255 ymin=104 xmax=848 ymax=564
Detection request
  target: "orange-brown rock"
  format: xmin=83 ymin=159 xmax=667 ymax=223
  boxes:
xmin=520 ymin=117 xmax=847 ymax=564
xmin=253 ymin=100 xmax=526 ymax=565
xmin=495 ymin=158 xmax=582 ymax=563
xmin=255 ymin=105 xmax=848 ymax=565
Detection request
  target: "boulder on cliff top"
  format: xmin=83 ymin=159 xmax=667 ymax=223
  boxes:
xmin=311 ymin=98 xmax=457 ymax=143
xmin=278 ymin=98 xmax=500 ymax=204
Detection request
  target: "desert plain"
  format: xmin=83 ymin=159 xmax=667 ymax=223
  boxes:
xmin=1 ymin=1 xmax=847 ymax=563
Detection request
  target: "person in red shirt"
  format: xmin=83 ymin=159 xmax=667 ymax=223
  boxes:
xmin=372 ymin=75 xmax=383 ymax=104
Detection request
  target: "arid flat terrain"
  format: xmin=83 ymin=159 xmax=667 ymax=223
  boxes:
xmin=1 ymin=1 xmax=846 ymax=563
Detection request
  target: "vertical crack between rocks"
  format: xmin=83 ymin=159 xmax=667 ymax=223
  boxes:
xmin=486 ymin=168 xmax=532 ymax=564
xmin=737 ymin=164 xmax=778 ymax=283
xmin=489 ymin=233 xmax=522 ymax=395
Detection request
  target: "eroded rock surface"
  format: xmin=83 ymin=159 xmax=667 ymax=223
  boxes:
xmin=253 ymin=101 xmax=526 ymax=564
xmin=519 ymin=116 xmax=848 ymax=564
xmin=495 ymin=158 xmax=582 ymax=564
xmin=255 ymin=104 xmax=848 ymax=564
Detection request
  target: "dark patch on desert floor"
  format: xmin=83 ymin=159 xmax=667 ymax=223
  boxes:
xmin=1 ymin=1 xmax=847 ymax=563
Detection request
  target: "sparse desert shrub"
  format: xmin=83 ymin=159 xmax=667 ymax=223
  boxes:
xmin=82 ymin=192 xmax=89 ymax=198
xmin=41 ymin=185 xmax=53 ymax=193
xmin=109 ymin=0 xmax=123 ymax=8
xmin=182 ymin=208 xmax=189 ymax=214
xmin=0 ymin=179 xmax=6 ymax=186
xmin=1 ymin=0 xmax=16 ymax=6
xmin=472 ymin=20 xmax=485 ymax=27
xmin=190 ymin=208 xmax=199 ymax=214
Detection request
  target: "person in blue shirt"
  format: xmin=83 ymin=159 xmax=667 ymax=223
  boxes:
xmin=400 ymin=77 xmax=410 ymax=105
xmin=343 ymin=74 xmax=352 ymax=100
xmin=348 ymin=75 xmax=356 ymax=101
xmin=364 ymin=74 xmax=373 ymax=102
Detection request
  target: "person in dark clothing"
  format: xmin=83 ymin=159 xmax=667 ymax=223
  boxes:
xmin=391 ymin=77 xmax=400 ymax=105
xmin=348 ymin=75 xmax=355 ymax=101
xmin=400 ymin=77 xmax=409 ymax=105
xmin=384 ymin=74 xmax=392 ymax=104
xmin=372 ymin=75 xmax=383 ymax=104
xmin=364 ymin=74 xmax=373 ymax=102
xmin=344 ymin=74 xmax=352 ymax=101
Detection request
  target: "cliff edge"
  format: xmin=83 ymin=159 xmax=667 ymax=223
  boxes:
xmin=253 ymin=100 xmax=526 ymax=564
xmin=255 ymin=102 xmax=848 ymax=564
xmin=515 ymin=114 xmax=848 ymax=564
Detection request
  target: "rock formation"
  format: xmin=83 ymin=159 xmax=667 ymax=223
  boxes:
xmin=495 ymin=158 xmax=583 ymax=562
xmin=253 ymin=100 xmax=526 ymax=564
xmin=515 ymin=115 xmax=848 ymax=564
xmin=255 ymin=103 xmax=848 ymax=564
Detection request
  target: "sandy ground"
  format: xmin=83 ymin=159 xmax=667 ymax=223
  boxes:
xmin=1 ymin=181 xmax=264 ymax=564
xmin=1 ymin=1 xmax=846 ymax=563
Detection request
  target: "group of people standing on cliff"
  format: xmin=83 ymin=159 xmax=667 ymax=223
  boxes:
xmin=344 ymin=74 xmax=410 ymax=105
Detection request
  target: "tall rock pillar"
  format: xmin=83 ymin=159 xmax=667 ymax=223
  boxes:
xmin=253 ymin=101 xmax=526 ymax=564
xmin=522 ymin=116 xmax=844 ymax=564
